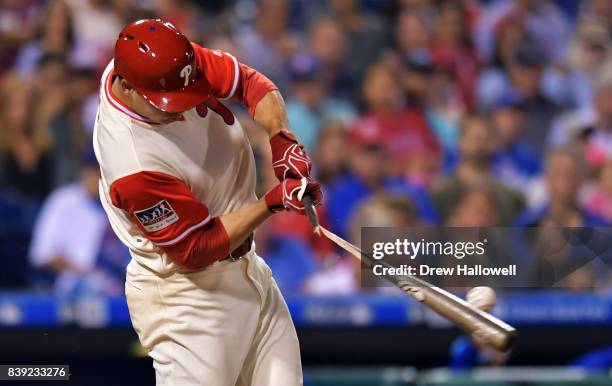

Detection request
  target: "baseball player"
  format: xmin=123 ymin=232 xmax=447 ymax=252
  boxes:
xmin=93 ymin=19 xmax=321 ymax=386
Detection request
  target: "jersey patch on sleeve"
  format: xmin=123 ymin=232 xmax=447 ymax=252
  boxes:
xmin=134 ymin=200 xmax=179 ymax=232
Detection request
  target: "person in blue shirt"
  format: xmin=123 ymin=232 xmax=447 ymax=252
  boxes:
xmin=444 ymin=97 xmax=542 ymax=192
xmin=260 ymin=236 xmax=319 ymax=294
xmin=490 ymin=96 xmax=541 ymax=194
xmin=571 ymin=346 xmax=612 ymax=371
xmin=434 ymin=115 xmax=525 ymax=225
xmin=285 ymin=53 xmax=356 ymax=154
xmin=514 ymin=148 xmax=609 ymax=228
xmin=450 ymin=289 xmax=509 ymax=370
xmin=325 ymin=129 xmax=438 ymax=238
xmin=513 ymin=148 xmax=610 ymax=288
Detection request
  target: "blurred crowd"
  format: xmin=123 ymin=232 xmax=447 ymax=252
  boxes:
xmin=0 ymin=0 xmax=611 ymax=296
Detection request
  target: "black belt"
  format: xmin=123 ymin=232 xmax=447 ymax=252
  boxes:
xmin=224 ymin=233 xmax=253 ymax=261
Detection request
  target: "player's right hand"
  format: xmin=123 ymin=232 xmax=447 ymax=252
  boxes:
xmin=264 ymin=177 xmax=322 ymax=214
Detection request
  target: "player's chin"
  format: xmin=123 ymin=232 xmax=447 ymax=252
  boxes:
xmin=157 ymin=117 xmax=175 ymax=124
xmin=156 ymin=113 xmax=182 ymax=124
xmin=146 ymin=106 xmax=183 ymax=123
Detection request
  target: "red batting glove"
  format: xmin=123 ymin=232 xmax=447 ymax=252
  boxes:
xmin=265 ymin=178 xmax=322 ymax=214
xmin=270 ymin=130 xmax=312 ymax=181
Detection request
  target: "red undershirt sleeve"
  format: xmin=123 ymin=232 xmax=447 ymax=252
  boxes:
xmin=234 ymin=62 xmax=277 ymax=117
xmin=192 ymin=42 xmax=277 ymax=117
xmin=109 ymin=171 xmax=230 ymax=270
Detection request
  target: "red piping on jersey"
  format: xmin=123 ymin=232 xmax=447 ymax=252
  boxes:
xmin=224 ymin=52 xmax=239 ymax=99
xmin=104 ymin=68 xmax=159 ymax=125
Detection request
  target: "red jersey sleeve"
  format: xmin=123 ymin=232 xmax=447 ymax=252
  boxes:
xmin=109 ymin=171 xmax=230 ymax=270
xmin=192 ymin=42 xmax=277 ymax=117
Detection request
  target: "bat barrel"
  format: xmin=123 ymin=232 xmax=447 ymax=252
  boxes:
xmin=301 ymin=199 xmax=517 ymax=352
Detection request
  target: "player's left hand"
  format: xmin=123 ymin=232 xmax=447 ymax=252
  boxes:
xmin=265 ymin=177 xmax=322 ymax=214
xmin=270 ymin=129 xmax=312 ymax=181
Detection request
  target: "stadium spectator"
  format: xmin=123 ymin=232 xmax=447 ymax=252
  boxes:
xmin=49 ymin=68 xmax=97 ymax=186
xmin=430 ymin=1 xmax=479 ymax=108
xmin=394 ymin=8 xmax=430 ymax=60
xmin=400 ymin=54 xmax=446 ymax=190
xmin=285 ymin=53 xmax=356 ymax=153
xmin=0 ymin=0 xmax=41 ymax=74
xmin=326 ymin=84 xmax=439 ymax=236
xmin=548 ymin=75 xmax=612 ymax=162
xmin=489 ymin=97 xmax=541 ymax=197
xmin=576 ymin=0 xmax=612 ymax=35
xmin=325 ymin=121 xmax=388 ymax=237
xmin=152 ymin=0 xmax=202 ymax=41
xmin=434 ymin=115 xmax=524 ymax=225
xmin=580 ymin=79 xmax=612 ymax=170
xmin=0 ymin=71 xmax=52 ymax=199
xmin=28 ymin=153 xmax=129 ymax=296
xmin=514 ymin=148 xmax=608 ymax=227
xmin=14 ymin=0 xmax=74 ymax=79
xmin=234 ymin=0 xmax=297 ymax=91
xmin=424 ymin=68 xmax=464 ymax=169
xmin=65 ymin=0 xmax=123 ymax=71
xmin=307 ymin=16 xmax=352 ymax=100
xmin=256 ymin=225 xmax=320 ymax=294
xmin=444 ymin=185 xmax=500 ymax=288
xmin=447 ymin=184 xmax=500 ymax=228
xmin=512 ymin=148 xmax=609 ymax=291
xmin=545 ymin=23 xmax=611 ymax=110
xmin=582 ymin=159 xmax=612 ymax=224
xmin=567 ymin=22 xmax=612 ymax=87
xmin=327 ymin=0 xmax=389 ymax=87
xmin=474 ymin=0 xmax=571 ymax=63
xmin=314 ymin=121 xmax=350 ymax=185
xmin=357 ymin=61 xmax=440 ymax=177
xmin=402 ymin=47 xmax=434 ymax=109
xmin=477 ymin=39 xmax=562 ymax=152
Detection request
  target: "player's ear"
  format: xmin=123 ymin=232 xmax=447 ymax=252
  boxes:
xmin=119 ymin=78 xmax=133 ymax=95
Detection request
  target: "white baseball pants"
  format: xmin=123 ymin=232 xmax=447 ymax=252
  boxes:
xmin=125 ymin=252 xmax=303 ymax=386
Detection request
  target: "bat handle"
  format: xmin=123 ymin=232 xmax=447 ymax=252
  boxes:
xmin=302 ymin=195 xmax=320 ymax=231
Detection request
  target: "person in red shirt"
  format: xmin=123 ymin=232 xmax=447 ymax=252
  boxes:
xmin=354 ymin=62 xmax=441 ymax=179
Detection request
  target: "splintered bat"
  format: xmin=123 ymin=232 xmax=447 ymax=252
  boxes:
xmin=302 ymin=196 xmax=517 ymax=351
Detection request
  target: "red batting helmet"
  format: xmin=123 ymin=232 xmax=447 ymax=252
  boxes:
xmin=114 ymin=19 xmax=209 ymax=113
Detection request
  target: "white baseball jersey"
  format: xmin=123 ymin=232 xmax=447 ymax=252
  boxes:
xmin=95 ymin=40 xmax=302 ymax=386
xmin=93 ymin=43 xmax=275 ymax=274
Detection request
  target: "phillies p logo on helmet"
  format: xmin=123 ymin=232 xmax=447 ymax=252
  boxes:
xmin=180 ymin=65 xmax=192 ymax=87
